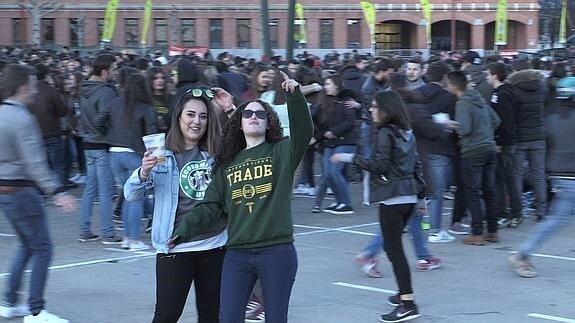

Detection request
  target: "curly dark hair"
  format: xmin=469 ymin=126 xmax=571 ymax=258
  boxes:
xmin=216 ymin=99 xmax=284 ymax=167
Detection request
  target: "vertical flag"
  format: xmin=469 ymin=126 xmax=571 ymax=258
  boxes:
xmin=360 ymin=1 xmax=376 ymax=44
xmin=559 ymin=0 xmax=567 ymax=44
xmin=420 ymin=0 xmax=432 ymax=45
xmin=295 ymin=2 xmax=307 ymax=43
xmin=141 ymin=0 xmax=153 ymax=45
xmin=494 ymin=0 xmax=508 ymax=45
xmin=102 ymin=0 xmax=119 ymax=43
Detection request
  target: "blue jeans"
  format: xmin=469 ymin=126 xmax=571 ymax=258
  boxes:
xmin=513 ymin=140 xmax=548 ymax=218
xmin=427 ymin=154 xmax=452 ymax=232
xmin=363 ymin=208 xmax=431 ymax=261
xmin=111 ymin=151 xmax=144 ymax=240
xmin=80 ymin=149 xmax=115 ymax=237
xmin=44 ymin=136 xmax=66 ymax=185
xmin=220 ymin=243 xmax=297 ymax=323
xmin=0 ymin=188 xmax=52 ymax=315
xmin=518 ymin=179 xmax=575 ymax=259
xmin=462 ymin=151 xmax=498 ymax=236
xmin=320 ymin=145 xmax=355 ymax=206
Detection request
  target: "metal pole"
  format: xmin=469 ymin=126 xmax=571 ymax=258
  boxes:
xmin=450 ymin=0 xmax=456 ymax=51
xmin=260 ymin=0 xmax=272 ymax=64
xmin=286 ymin=0 xmax=296 ymax=61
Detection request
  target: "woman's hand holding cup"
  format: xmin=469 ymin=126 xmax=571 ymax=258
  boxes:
xmin=140 ymin=150 xmax=158 ymax=181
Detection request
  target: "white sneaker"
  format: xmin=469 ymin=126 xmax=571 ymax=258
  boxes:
xmin=292 ymin=184 xmax=308 ymax=195
xmin=121 ymin=238 xmax=130 ymax=250
xmin=23 ymin=310 xmax=69 ymax=323
xmin=0 ymin=303 xmax=30 ymax=318
xmin=306 ymin=187 xmax=316 ymax=196
xmin=129 ymin=240 xmax=149 ymax=251
xmin=428 ymin=230 xmax=456 ymax=243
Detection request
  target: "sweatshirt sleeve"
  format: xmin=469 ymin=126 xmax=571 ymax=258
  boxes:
xmin=455 ymin=102 xmax=472 ymax=136
xmin=286 ymin=88 xmax=313 ymax=169
xmin=171 ymin=166 xmax=227 ymax=244
xmin=493 ymin=89 xmax=515 ymax=146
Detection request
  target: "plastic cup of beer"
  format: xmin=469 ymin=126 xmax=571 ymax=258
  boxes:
xmin=142 ymin=133 xmax=166 ymax=164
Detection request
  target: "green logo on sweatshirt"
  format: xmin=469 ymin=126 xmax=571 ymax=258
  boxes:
xmin=180 ymin=160 xmax=211 ymax=200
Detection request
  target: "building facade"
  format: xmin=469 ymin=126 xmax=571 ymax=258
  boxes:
xmin=0 ymin=0 xmax=542 ymax=57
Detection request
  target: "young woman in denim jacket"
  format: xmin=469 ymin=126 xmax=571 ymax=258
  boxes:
xmin=125 ymin=86 xmax=234 ymax=323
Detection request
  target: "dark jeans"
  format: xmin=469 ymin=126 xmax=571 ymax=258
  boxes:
xmin=44 ymin=136 xmax=66 ymax=184
xmin=220 ymin=243 xmax=297 ymax=323
xmin=496 ymin=146 xmax=522 ymax=219
xmin=450 ymin=153 xmax=467 ymax=224
xmin=379 ymin=203 xmax=414 ymax=296
xmin=513 ymin=140 xmax=548 ymax=218
xmin=0 ymin=188 xmax=52 ymax=315
xmin=462 ymin=150 xmax=498 ymax=236
xmin=152 ymin=248 xmax=225 ymax=323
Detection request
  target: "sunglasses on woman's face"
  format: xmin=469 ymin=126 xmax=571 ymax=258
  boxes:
xmin=241 ymin=109 xmax=268 ymax=119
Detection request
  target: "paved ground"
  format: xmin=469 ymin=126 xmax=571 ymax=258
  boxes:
xmin=1 ymin=183 xmax=575 ymax=323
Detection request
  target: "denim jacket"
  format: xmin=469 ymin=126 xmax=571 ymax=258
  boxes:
xmin=124 ymin=149 xmax=220 ymax=253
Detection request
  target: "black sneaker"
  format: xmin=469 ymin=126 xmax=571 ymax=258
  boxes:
xmin=78 ymin=233 xmax=100 ymax=242
xmin=101 ymin=235 xmax=123 ymax=245
xmin=379 ymin=303 xmax=420 ymax=322
xmin=387 ymin=294 xmax=400 ymax=307
xmin=329 ymin=204 xmax=355 ymax=215
xmin=322 ymin=203 xmax=338 ymax=213
xmin=311 ymin=205 xmax=320 ymax=213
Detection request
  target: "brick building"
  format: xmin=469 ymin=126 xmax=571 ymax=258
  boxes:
xmin=0 ymin=0 xmax=541 ymax=57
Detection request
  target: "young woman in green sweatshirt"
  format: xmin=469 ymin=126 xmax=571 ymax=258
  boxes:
xmin=169 ymin=71 xmax=313 ymax=323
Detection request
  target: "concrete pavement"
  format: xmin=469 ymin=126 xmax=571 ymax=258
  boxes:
xmin=1 ymin=183 xmax=575 ymax=323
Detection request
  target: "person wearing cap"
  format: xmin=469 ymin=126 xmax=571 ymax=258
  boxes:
xmin=508 ymin=77 xmax=575 ymax=278
xmin=461 ymin=50 xmax=493 ymax=104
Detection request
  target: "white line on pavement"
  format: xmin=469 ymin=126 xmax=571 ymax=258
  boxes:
xmin=0 ymin=253 xmax=155 ymax=278
xmin=0 ymin=233 xmax=15 ymax=237
xmin=527 ymin=313 xmax=575 ymax=323
xmin=294 ymin=222 xmax=379 ymax=236
xmin=333 ymin=282 xmax=396 ymax=294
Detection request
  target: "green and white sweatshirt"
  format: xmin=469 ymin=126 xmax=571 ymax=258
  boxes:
xmin=172 ymin=89 xmax=313 ymax=249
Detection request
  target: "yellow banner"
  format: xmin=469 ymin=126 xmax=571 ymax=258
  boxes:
xmin=360 ymin=1 xmax=376 ymax=42
xmin=559 ymin=0 xmax=567 ymax=44
xmin=295 ymin=2 xmax=307 ymax=43
xmin=140 ymin=0 xmax=153 ymax=45
xmin=495 ymin=0 xmax=508 ymax=45
xmin=420 ymin=0 xmax=432 ymax=45
xmin=102 ymin=0 xmax=119 ymax=43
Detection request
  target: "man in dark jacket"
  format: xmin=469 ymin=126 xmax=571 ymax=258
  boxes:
xmin=27 ymin=64 xmax=68 ymax=184
xmin=340 ymin=55 xmax=368 ymax=98
xmin=78 ymin=53 xmax=122 ymax=244
xmin=413 ymin=61 xmax=462 ymax=241
xmin=507 ymin=69 xmax=548 ymax=221
xmin=509 ymin=77 xmax=575 ymax=278
xmin=486 ymin=62 xmax=522 ymax=227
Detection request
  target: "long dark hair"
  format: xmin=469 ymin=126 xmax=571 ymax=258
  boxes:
xmin=317 ymin=75 xmax=343 ymax=124
xmin=216 ymin=99 xmax=283 ymax=167
xmin=373 ymin=90 xmax=411 ymax=130
xmin=124 ymin=72 xmax=152 ymax=119
xmin=166 ymin=89 xmax=221 ymax=155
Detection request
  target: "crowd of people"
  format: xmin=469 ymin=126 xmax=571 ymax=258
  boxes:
xmin=0 ymin=44 xmax=574 ymax=323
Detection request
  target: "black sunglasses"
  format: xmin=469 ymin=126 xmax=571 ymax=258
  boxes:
xmin=242 ymin=109 xmax=268 ymax=119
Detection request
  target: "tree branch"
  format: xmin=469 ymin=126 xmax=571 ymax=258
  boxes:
xmin=40 ymin=1 xmax=61 ymax=17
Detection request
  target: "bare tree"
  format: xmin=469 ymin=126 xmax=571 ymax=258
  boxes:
xmin=18 ymin=0 xmax=62 ymax=48
xmin=70 ymin=13 xmax=86 ymax=47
